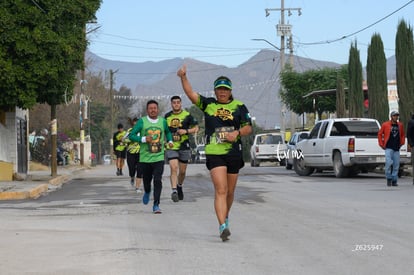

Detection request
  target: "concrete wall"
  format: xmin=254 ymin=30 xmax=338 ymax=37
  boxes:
xmin=0 ymin=108 xmax=29 ymax=173
xmin=0 ymin=111 xmax=16 ymax=166
xmin=73 ymin=140 xmax=92 ymax=166
xmin=0 ymin=116 xmax=9 ymax=162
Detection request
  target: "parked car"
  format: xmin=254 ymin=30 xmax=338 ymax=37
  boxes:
xmin=285 ymin=131 xmax=309 ymax=170
xmin=250 ymin=132 xmax=287 ymax=167
xmin=102 ymin=154 xmax=112 ymax=165
xmin=195 ymin=145 xmax=206 ymax=163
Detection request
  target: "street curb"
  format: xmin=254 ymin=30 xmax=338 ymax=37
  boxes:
xmin=49 ymin=175 xmax=70 ymax=186
xmin=0 ymin=174 xmax=71 ymax=201
xmin=0 ymin=190 xmax=30 ymax=200
xmin=29 ymin=184 xmax=49 ymax=199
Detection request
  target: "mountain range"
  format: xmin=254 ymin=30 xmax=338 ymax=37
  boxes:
xmin=86 ymin=50 xmax=397 ymax=129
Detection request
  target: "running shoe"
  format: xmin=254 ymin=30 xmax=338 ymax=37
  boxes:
xmin=177 ymin=185 xmax=184 ymax=200
xmin=135 ymin=188 xmax=142 ymax=194
xmin=387 ymin=179 xmax=392 ymax=186
xmin=225 ymin=217 xmax=231 ymax=236
xmin=130 ymin=178 xmax=134 ymax=187
xmin=171 ymin=191 xmax=179 ymax=202
xmin=153 ymin=204 xmax=162 ymax=214
xmin=219 ymin=223 xmax=230 ymax=242
xmin=142 ymin=192 xmax=150 ymax=205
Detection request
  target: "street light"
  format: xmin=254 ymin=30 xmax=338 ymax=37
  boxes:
xmin=251 ymin=38 xmax=281 ymax=51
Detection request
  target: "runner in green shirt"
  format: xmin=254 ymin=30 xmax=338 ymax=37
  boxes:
xmin=113 ymin=123 xmax=127 ymax=176
xmin=177 ymin=65 xmax=252 ymax=241
xmin=129 ymin=100 xmax=173 ymax=214
xmin=123 ymin=117 xmax=143 ymax=193
xmin=165 ymin=95 xmax=199 ymax=202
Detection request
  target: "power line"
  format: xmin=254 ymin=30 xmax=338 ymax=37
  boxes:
xmin=297 ymin=0 xmax=414 ymax=46
xmin=97 ymin=33 xmax=258 ymax=51
xmin=90 ymin=39 xmax=262 ymax=53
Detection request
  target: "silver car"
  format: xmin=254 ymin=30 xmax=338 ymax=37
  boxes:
xmin=195 ymin=145 xmax=206 ymax=163
xmin=286 ymin=131 xmax=309 ymax=170
xmin=102 ymin=154 xmax=112 ymax=165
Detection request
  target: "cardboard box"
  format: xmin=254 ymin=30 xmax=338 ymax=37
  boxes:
xmin=0 ymin=161 xmax=13 ymax=181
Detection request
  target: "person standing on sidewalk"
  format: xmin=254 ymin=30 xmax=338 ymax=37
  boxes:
xmin=123 ymin=117 xmax=143 ymax=193
xmin=177 ymin=65 xmax=252 ymax=241
xmin=407 ymin=113 xmax=414 ymax=184
xmin=165 ymin=96 xmax=199 ymax=202
xmin=113 ymin=123 xmax=127 ymax=176
xmin=129 ymin=100 xmax=173 ymax=214
xmin=378 ymin=110 xmax=406 ymax=187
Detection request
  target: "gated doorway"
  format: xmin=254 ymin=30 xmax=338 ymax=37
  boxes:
xmin=17 ymin=118 xmax=28 ymax=174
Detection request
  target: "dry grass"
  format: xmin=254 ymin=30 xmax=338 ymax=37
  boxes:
xmin=29 ymin=161 xmax=49 ymax=171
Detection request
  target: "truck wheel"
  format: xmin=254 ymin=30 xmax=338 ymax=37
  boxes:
xmin=333 ymin=152 xmax=349 ymax=178
xmin=280 ymin=159 xmax=286 ymax=166
xmin=293 ymin=155 xmax=314 ymax=176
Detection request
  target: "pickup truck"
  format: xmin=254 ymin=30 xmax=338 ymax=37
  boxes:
xmin=250 ymin=132 xmax=287 ymax=167
xmin=293 ymin=118 xmax=411 ymax=178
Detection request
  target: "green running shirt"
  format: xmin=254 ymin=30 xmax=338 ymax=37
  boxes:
xmin=124 ymin=127 xmax=140 ymax=154
xmin=164 ymin=109 xmax=198 ymax=151
xmin=129 ymin=116 xmax=172 ymax=163
xmin=196 ymin=95 xmax=252 ymax=156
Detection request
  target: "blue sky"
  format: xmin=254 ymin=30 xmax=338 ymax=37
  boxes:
xmin=88 ymin=0 xmax=414 ymax=68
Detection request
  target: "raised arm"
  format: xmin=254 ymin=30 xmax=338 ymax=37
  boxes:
xmin=177 ymin=65 xmax=198 ymax=104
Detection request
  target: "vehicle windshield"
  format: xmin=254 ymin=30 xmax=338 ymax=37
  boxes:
xmin=330 ymin=121 xmax=379 ymax=137
xmin=260 ymin=135 xmax=283 ymax=144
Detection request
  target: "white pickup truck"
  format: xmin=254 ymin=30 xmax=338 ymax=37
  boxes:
xmin=250 ymin=132 xmax=287 ymax=167
xmin=293 ymin=118 xmax=411 ymax=178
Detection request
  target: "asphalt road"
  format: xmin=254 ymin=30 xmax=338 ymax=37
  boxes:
xmin=1 ymin=163 xmax=414 ymax=275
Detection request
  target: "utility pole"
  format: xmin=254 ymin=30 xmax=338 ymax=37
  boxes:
xmin=109 ymin=69 xmax=118 ymax=160
xmin=265 ymin=0 xmax=301 ymax=135
xmin=79 ymin=26 xmax=87 ymax=166
xmin=287 ymin=34 xmax=298 ymax=132
xmin=79 ymin=22 xmax=99 ymax=166
xmin=80 ymin=78 xmax=86 ymax=166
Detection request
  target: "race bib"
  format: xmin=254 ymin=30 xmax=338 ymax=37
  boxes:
xmin=215 ymin=126 xmax=235 ymax=143
xmin=172 ymin=132 xmax=181 ymax=142
xmin=149 ymin=142 xmax=162 ymax=153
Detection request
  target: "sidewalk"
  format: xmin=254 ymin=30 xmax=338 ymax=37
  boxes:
xmin=0 ymin=164 xmax=88 ymax=200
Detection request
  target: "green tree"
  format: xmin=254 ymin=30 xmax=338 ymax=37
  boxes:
xmin=348 ymin=41 xmax=364 ymax=117
xmin=280 ymin=67 xmax=341 ymax=120
xmin=336 ymin=77 xmax=346 ymax=118
xmin=0 ymin=1 xmax=101 ymax=109
xmin=395 ymin=19 xmax=414 ymax=125
xmin=366 ymin=33 xmax=389 ymax=123
xmin=90 ymin=102 xmax=110 ymax=161
xmin=1 ymin=0 xmax=101 ymax=175
xmin=280 ymin=69 xmax=312 ymax=116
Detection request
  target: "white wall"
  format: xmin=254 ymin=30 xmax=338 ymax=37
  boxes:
xmin=0 ymin=119 xmax=9 ymax=162
xmin=73 ymin=140 xmax=92 ymax=165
